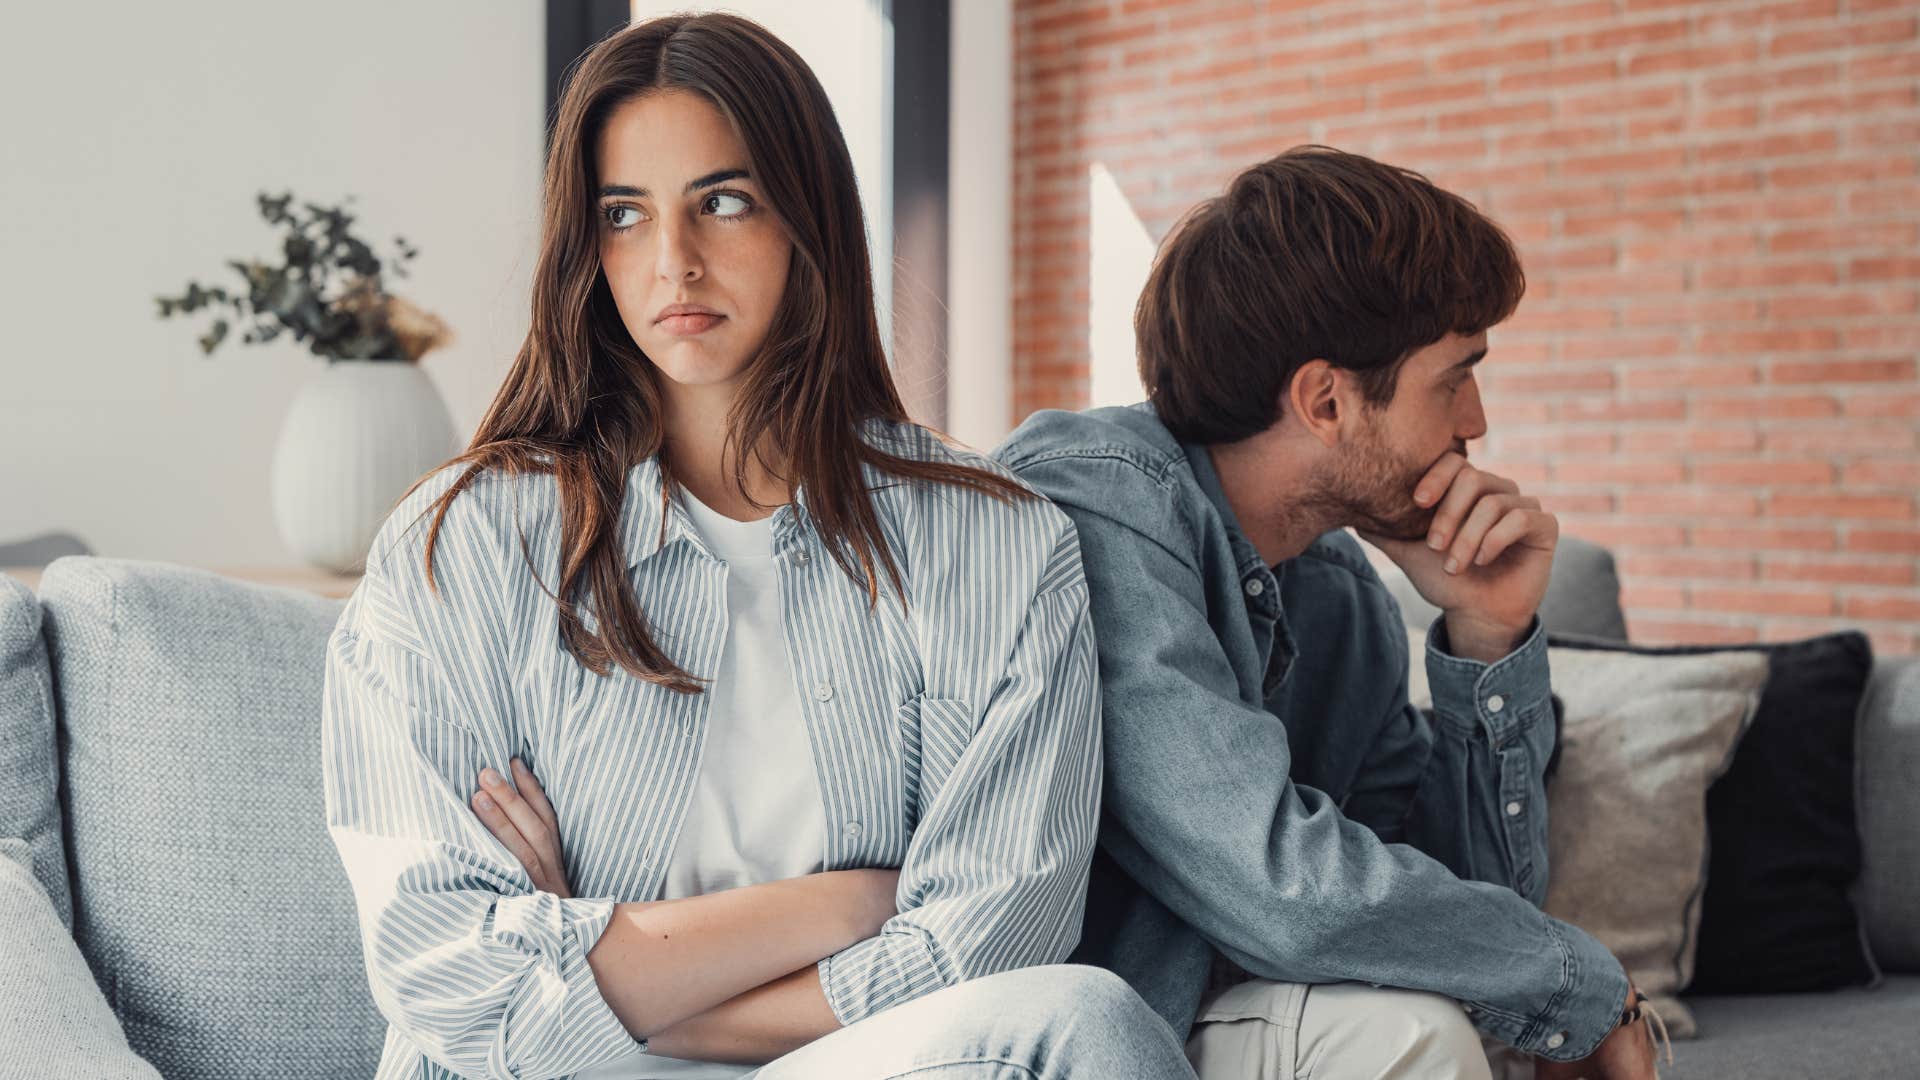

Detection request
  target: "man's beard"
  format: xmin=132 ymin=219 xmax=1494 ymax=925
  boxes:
xmin=1315 ymin=424 xmax=1450 ymax=543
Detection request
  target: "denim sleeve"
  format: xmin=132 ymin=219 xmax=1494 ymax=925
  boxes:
xmin=1009 ymin=453 xmax=1628 ymax=1062
xmin=1343 ymin=617 xmax=1553 ymax=902
xmin=817 ymin=536 xmax=1104 ymax=1025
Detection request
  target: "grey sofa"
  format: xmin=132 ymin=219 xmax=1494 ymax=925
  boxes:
xmin=0 ymin=550 xmax=1915 ymax=1078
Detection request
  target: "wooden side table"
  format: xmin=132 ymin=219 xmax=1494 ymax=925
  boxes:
xmin=2 ymin=565 xmax=362 ymax=599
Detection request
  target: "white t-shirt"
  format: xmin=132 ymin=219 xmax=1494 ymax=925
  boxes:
xmin=577 ymin=487 xmax=829 ymax=1080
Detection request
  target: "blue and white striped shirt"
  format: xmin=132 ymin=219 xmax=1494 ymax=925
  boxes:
xmin=321 ymin=421 xmax=1103 ymax=1079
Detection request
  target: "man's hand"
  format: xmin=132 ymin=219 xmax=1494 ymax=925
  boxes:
xmin=1533 ymin=986 xmax=1657 ymax=1080
xmin=1360 ymin=451 xmax=1558 ymax=662
xmin=473 ymin=758 xmax=573 ymax=898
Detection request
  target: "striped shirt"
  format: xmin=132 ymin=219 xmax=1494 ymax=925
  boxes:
xmin=321 ymin=420 xmax=1103 ymax=1080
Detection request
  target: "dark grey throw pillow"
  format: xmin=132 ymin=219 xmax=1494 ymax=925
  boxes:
xmin=1552 ymin=632 xmax=1879 ymax=995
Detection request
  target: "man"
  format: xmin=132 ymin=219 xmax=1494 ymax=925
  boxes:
xmin=994 ymin=146 xmax=1655 ymax=1079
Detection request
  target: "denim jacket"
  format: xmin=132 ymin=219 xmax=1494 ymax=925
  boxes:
xmin=995 ymin=402 xmax=1629 ymax=1062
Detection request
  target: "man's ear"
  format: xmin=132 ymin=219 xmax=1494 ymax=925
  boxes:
xmin=1287 ymin=359 xmax=1348 ymax=450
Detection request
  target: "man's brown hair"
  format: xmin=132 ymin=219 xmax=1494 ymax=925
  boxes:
xmin=1135 ymin=145 xmax=1525 ymax=444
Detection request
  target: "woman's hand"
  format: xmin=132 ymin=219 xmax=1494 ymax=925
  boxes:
xmin=473 ymin=758 xmax=573 ymax=899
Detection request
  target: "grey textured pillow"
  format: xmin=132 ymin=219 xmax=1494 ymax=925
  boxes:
xmin=1408 ymin=637 xmax=1767 ymax=1037
xmin=0 ymin=837 xmax=162 ymax=1079
xmin=38 ymin=558 xmax=382 ymax=1078
xmin=0 ymin=573 xmax=70 ymax=927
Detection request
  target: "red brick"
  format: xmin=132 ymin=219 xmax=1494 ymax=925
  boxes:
xmin=1764 ymin=558 xmax=1915 ymax=586
xmin=1622 ymin=553 xmax=1760 ymax=581
xmin=1770 ymin=18 xmax=1917 ymax=57
xmin=1771 ymin=358 xmax=1916 ymax=383
xmin=1629 ymin=618 xmax=1763 ymax=645
xmin=1843 ymin=392 xmax=1920 ymax=418
xmin=1572 ymin=521 xmax=1689 ymax=549
xmin=1852 ymin=256 xmax=1920 ymax=282
xmin=1847 ymin=595 xmax=1920 ymax=621
xmin=1846 ymin=458 xmax=1920 ymax=486
xmin=1770 ymin=494 xmax=1915 ymax=520
xmin=1693 ymin=526 xmax=1838 ymax=551
xmin=1849 ymin=529 xmax=1920 ymax=554
xmin=1556 ymin=461 xmax=1688 ymax=485
xmin=1630 ymin=40 xmax=1765 ymax=75
xmin=1693 ymin=460 xmax=1837 ymax=485
xmin=1698 ymin=261 xmax=1840 ymax=289
xmin=1696 ymin=395 xmax=1840 ymax=420
xmin=1762 ymin=423 xmax=1920 ymax=454
xmin=1623 ymin=362 xmax=1761 ymax=390
xmin=1556 ymin=397 xmax=1689 ymax=423
xmin=1498 ymin=59 xmax=1618 ymax=92
xmin=1692 ymin=588 xmax=1836 ymax=617
xmin=1624 ymin=491 xmax=1764 ymax=516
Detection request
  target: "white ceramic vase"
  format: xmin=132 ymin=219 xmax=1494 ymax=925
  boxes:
xmin=270 ymin=359 xmax=458 ymax=574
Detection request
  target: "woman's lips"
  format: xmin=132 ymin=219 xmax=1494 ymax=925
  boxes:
xmin=657 ymin=312 xmax=724 ymax=336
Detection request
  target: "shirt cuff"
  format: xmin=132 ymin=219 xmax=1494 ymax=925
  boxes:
xmin=816 ymin=927 xmax=948 ymax=1026
xmin=489 ymin=893 xmax=643 ymax=1061
xmin=1422 ymin=615 xmax=1551 ymax=744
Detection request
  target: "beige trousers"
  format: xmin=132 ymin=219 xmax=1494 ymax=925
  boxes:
xmin=1184 ymin=978 xmax=1497 ymax=1080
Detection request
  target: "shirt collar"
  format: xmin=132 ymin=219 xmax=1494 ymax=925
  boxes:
xmin=616 ymin=418 xmax=908 ymax=570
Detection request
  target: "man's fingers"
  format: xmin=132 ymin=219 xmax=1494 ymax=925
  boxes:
xmin=1427 ymin=467 xmax=1521 ymax=553
xmin=510 ymin=758 xmax=559 ymax=833
xmin=471 ymin=789 xmax=544 ymax=881
xmin=1413 ymin=452 xmax=1469 ymax=509
xmin=1445 ymin=495 xmax=1512 ymax=573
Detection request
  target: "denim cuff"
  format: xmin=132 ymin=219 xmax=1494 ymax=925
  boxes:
xmin=1423 ymin=616 xmax=1551 ymax=744
xmin=1532 ymin=916 xmax=1634 ymax=1060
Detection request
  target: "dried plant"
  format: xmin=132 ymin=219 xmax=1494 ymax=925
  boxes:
xmin=156 ymin=191 xmax=451 ymax=362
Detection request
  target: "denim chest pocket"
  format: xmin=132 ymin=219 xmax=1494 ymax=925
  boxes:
xmin=895 ymin=694 xmax=976 ymax=832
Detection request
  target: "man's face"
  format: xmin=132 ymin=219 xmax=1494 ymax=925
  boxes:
xmin=1323 ymin=332 xmax=1491 ymax=541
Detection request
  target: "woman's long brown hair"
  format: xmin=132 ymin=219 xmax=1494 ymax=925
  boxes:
xmin=406 ymin=13 xmax=1028 ymax=692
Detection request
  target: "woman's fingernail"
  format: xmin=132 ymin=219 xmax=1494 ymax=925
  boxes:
xmin=475 ymin=792 xmax=495 ymax=811
xmin=480 ymin=768 xmax=501 ymax=786
xmin=1444 ymin=557 xmax=1459 ymax=575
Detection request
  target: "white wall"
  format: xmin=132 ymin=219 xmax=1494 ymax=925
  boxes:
xmin=0 ymin=0 xmax=544 ymax=566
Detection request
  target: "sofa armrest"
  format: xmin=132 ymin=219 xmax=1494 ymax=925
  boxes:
xmin=0 ymin=839 xmax=162 ymax=1079
xmin=1857 ymin=656 xmax=1920 ymax=973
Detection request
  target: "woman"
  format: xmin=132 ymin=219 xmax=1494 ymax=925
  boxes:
xmin=320 ymin=13 xmax=1194 ymax=1080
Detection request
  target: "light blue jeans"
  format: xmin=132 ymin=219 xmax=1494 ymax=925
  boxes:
xmin=750 ymin=965 xmax=1198 ymax=1079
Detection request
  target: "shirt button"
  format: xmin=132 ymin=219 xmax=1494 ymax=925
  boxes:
xmin=843 ymin=821 xmax=863 ymax=839
xmin=1506 ymin=800 xmax=1524 ymax=817
xmin=814 ymin=683 xmax=834 ymax=703
xmin=1244 ymin=578 xmax=1264 ymax=597
xmin=1546 ymin=1032 xmax=1567 ymax=1050
xmin=794 ymin=547 xmax=810 ymax=564
xmin=1486 ymin=694 xmax=1506 ymax=714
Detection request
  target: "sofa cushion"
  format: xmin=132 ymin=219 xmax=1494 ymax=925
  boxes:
xmin=1681 ymin=632 xmax=1877 ymax=994
xmin=1857 ymin=655 xmax=1920 ymax=972
xmin=0 ymin=573 xmax=71 ymax=928
xmin=38 ymin=558 xmax=381 ymax=1078
xmin=1667 ymin=975 xmax=1920 ymax=1078
xmin=0 ymin=837 xmax=162 ymax=1079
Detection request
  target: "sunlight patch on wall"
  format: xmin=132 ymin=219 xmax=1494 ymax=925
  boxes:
xmin=1088 ymin=162 xmax=1154 ymax=409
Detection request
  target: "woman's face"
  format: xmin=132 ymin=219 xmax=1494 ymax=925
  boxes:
xmin=594 ymin=90 xmax=793 ymax=397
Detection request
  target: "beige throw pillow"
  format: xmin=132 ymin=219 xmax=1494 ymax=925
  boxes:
xmin=1407 ymin=635 xmax=1767 ymax=1038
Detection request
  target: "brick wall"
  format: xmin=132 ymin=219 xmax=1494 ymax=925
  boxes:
xmin=1012 ymin=0 xmax=1920 ymax=652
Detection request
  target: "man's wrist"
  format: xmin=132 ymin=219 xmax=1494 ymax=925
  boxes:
xmin=1442 ymin=610 xmax=1532 ymax=662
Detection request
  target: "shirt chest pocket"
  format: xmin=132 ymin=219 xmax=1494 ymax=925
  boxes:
xmin=895 ymin=694 xmax=976 ymax=833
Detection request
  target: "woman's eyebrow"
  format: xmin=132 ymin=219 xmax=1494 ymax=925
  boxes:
xmin=597 ymin=168 xmax=752 ymax=200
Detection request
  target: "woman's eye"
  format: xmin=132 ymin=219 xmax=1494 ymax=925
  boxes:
xmin=605 ymin=205 xmax=643 ymax=229
xmin=705 ymin=192 xmax=751 ymax=217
